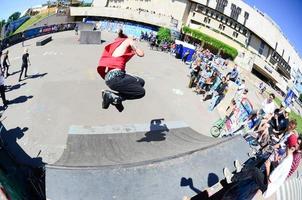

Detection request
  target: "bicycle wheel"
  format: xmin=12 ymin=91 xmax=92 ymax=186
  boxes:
xmin=211 ymin=126 xmax=221 ymax=138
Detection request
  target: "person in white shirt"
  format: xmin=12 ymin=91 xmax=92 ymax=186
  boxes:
xmin=261 ymin=93 xmax=276 ymax=116
xmin=0 ymin=69 xmax=8 ymax=108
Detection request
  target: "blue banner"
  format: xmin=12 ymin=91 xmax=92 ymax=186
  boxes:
xmin=284 ymin=89 xmax=294 ymax=107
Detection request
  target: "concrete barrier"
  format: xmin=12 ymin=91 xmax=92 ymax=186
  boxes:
xmin=36 ymin=36 xmax=52 ymax=46
xmin=79 ymin=30 xmax=101 ymax=44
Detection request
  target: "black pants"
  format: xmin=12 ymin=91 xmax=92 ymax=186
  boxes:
xmin=106 ymin=74 xmax=145 ymax=100
xmin=231 ymin=167 xmax=268 ymax=193
xmin=3 ymin=63 xmax=9 ymax=77
xmin=0 ymin=85 xmax=7 ymax=106
xmin=19 ymin=64 xmax=28 ymax=80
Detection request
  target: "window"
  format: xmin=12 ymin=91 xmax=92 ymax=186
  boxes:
xmin=193 ymin=12 xmax=195 ymax=17
xmin=216 ymin=0 xmax=228 ymax=13
xmin=258 ymin=40 xmax=265 ymax=55
xmin=230 ymin=4 xmax=241 ymax=20
xmin=219 ymin=24 xmax=225 ymax=30
xmin=232 ymin=31 xmax=238 ymax=38
xmin=196 ymin=4 xmax=204 ymax=13
xmin=242 ymin=29 xmax=247 ymax=36
xmin=203 ymin=17 xmax=211 ymax=23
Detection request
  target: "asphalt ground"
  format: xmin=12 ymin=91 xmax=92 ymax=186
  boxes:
xmin=2 ymin=30 xmax=223 ymax=164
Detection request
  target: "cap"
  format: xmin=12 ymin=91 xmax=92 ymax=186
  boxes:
xmin=285 ymin=107 xmax=291 ymax=113
xmin=286 ymin=134 xmax=298 ymax=148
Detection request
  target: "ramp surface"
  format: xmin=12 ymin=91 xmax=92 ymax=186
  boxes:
xmin=46 ymin=121 xmax=250 ymax=200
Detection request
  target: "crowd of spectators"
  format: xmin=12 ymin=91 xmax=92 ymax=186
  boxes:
xmin=176 ymin=45 xmax=302 ymax=199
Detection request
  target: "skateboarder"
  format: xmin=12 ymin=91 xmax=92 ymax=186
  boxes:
xmin=97 ymin=29 xmax=145 ymax=112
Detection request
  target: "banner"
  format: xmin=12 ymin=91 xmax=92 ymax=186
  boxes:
xmin=284 ymin=89 xmax=295 ymax=107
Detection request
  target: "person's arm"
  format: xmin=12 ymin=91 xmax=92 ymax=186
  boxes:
xmin=28 ymin=55 xmax=31 ymax=65
xmin=265 ymin=159 xmax=272 ymax=180
xmin=129 ymin=39 xmax=144 ymax=57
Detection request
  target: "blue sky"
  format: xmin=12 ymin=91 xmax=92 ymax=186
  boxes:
xmin=0 ymin=0 xmax=301 ymax=55
xmin=244 ymin=0 xmax=302 ymax=56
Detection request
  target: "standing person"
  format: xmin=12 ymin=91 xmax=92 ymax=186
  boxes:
xmin=227 ymin=64 xmax=239 ymax=82
xmin=0 ymin=69 xmax=8 ymax=108
xmin=19 ymin=48 xmax=31 ymax=82
xmin=207 ymin=76 xmax=229 ymax=111
xmin=74 ymin=24 xmax=79 ymax=35
xmin=97 ymin=29 xmax=145 ymax=112
xmin=182 ymin=50 xmax=190 ymax=63
xmin=2 ymin=50 xmax=10 ymax=78
xmin=21 ymin=33 xmax=25 ymax=47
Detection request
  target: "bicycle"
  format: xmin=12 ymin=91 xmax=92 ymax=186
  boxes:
xmin=210 ymin=117 xmax=227 ymax=138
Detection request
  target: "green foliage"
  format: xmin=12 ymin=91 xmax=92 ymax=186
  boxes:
xmin=300 ymin=94 xmax=302 ymax=102
xmin=14 ymin=12 xmax=53 ymax=34
xmin=80 ymin=1 xmax=92 ymax=7
xmin=0 ymin=19 xmax=6 ymax=34
xmin=7 ymin=12 xmax=21 ymax=23
xmin=182 ymin=26 xmax=238 ymax=59
xmin=157 ymin=27 xmax=171 ymax=42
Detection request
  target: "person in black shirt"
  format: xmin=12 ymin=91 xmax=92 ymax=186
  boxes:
xmin=2 ymin=50 xmax=10 ymax=78
xmin=19 ymin=49 xmax=31 ymax=82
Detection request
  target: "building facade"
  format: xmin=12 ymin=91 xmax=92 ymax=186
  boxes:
xmin=70 ymin=0 xmax=302 ymax=94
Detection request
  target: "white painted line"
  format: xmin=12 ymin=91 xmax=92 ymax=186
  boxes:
xmin=69 ymin=121 xmax=188 ymax=135
xmin=172 ymin=88 xmax=184 ymax=96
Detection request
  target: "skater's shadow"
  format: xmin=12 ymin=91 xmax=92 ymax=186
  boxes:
xmin=9 ymin=70 xmax=21 ymax=76
xmin=0 ymin=125 xmax=44 ymax=167
xmin=137 ymin=119 xmax=169 ymax=142
xmin=26 ymin=73 xmax=48 ymax=80
xmin=6 ymin=83 xmax=26 ymax=92
xmin=9 ymin=95 xmax=33 ymax=105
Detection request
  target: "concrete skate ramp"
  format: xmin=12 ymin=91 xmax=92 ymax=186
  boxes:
xmin=46 ymin=121 xmax=250 ymax=200
xmin=80 ymin=30 xmax=101 ymax=44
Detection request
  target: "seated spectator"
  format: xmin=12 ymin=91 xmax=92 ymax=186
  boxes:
xmin=226 ymin=65 xmax=239 ymax=82
xmin=259 ymin=82 xmax=266 ymax=94
xmin=182 ymin=135 xmax=300 ymax=200
xmin=223 ymin=134 xmax=297 ymax=199
xmin=193 ymin=66 xmax=213 ymax=94
xmin=255 ymin=93 xmax=276 ymax=129
xmin=202 ymin=75 xmax=222 ymax=100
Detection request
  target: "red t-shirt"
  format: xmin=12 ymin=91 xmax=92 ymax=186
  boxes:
xmin=97 ymin=37 xmax=135 ymax=79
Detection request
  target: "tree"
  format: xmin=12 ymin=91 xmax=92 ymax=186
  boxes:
xmin=7 ymin=12 xmax=21 ymax=23
xmin=0 ymin=19 xmax=5 ymax=30
xmin=157 ymin=27 xmax=171 ymax=43
xmin=0 ymin=19 xmax=6 ymax=38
